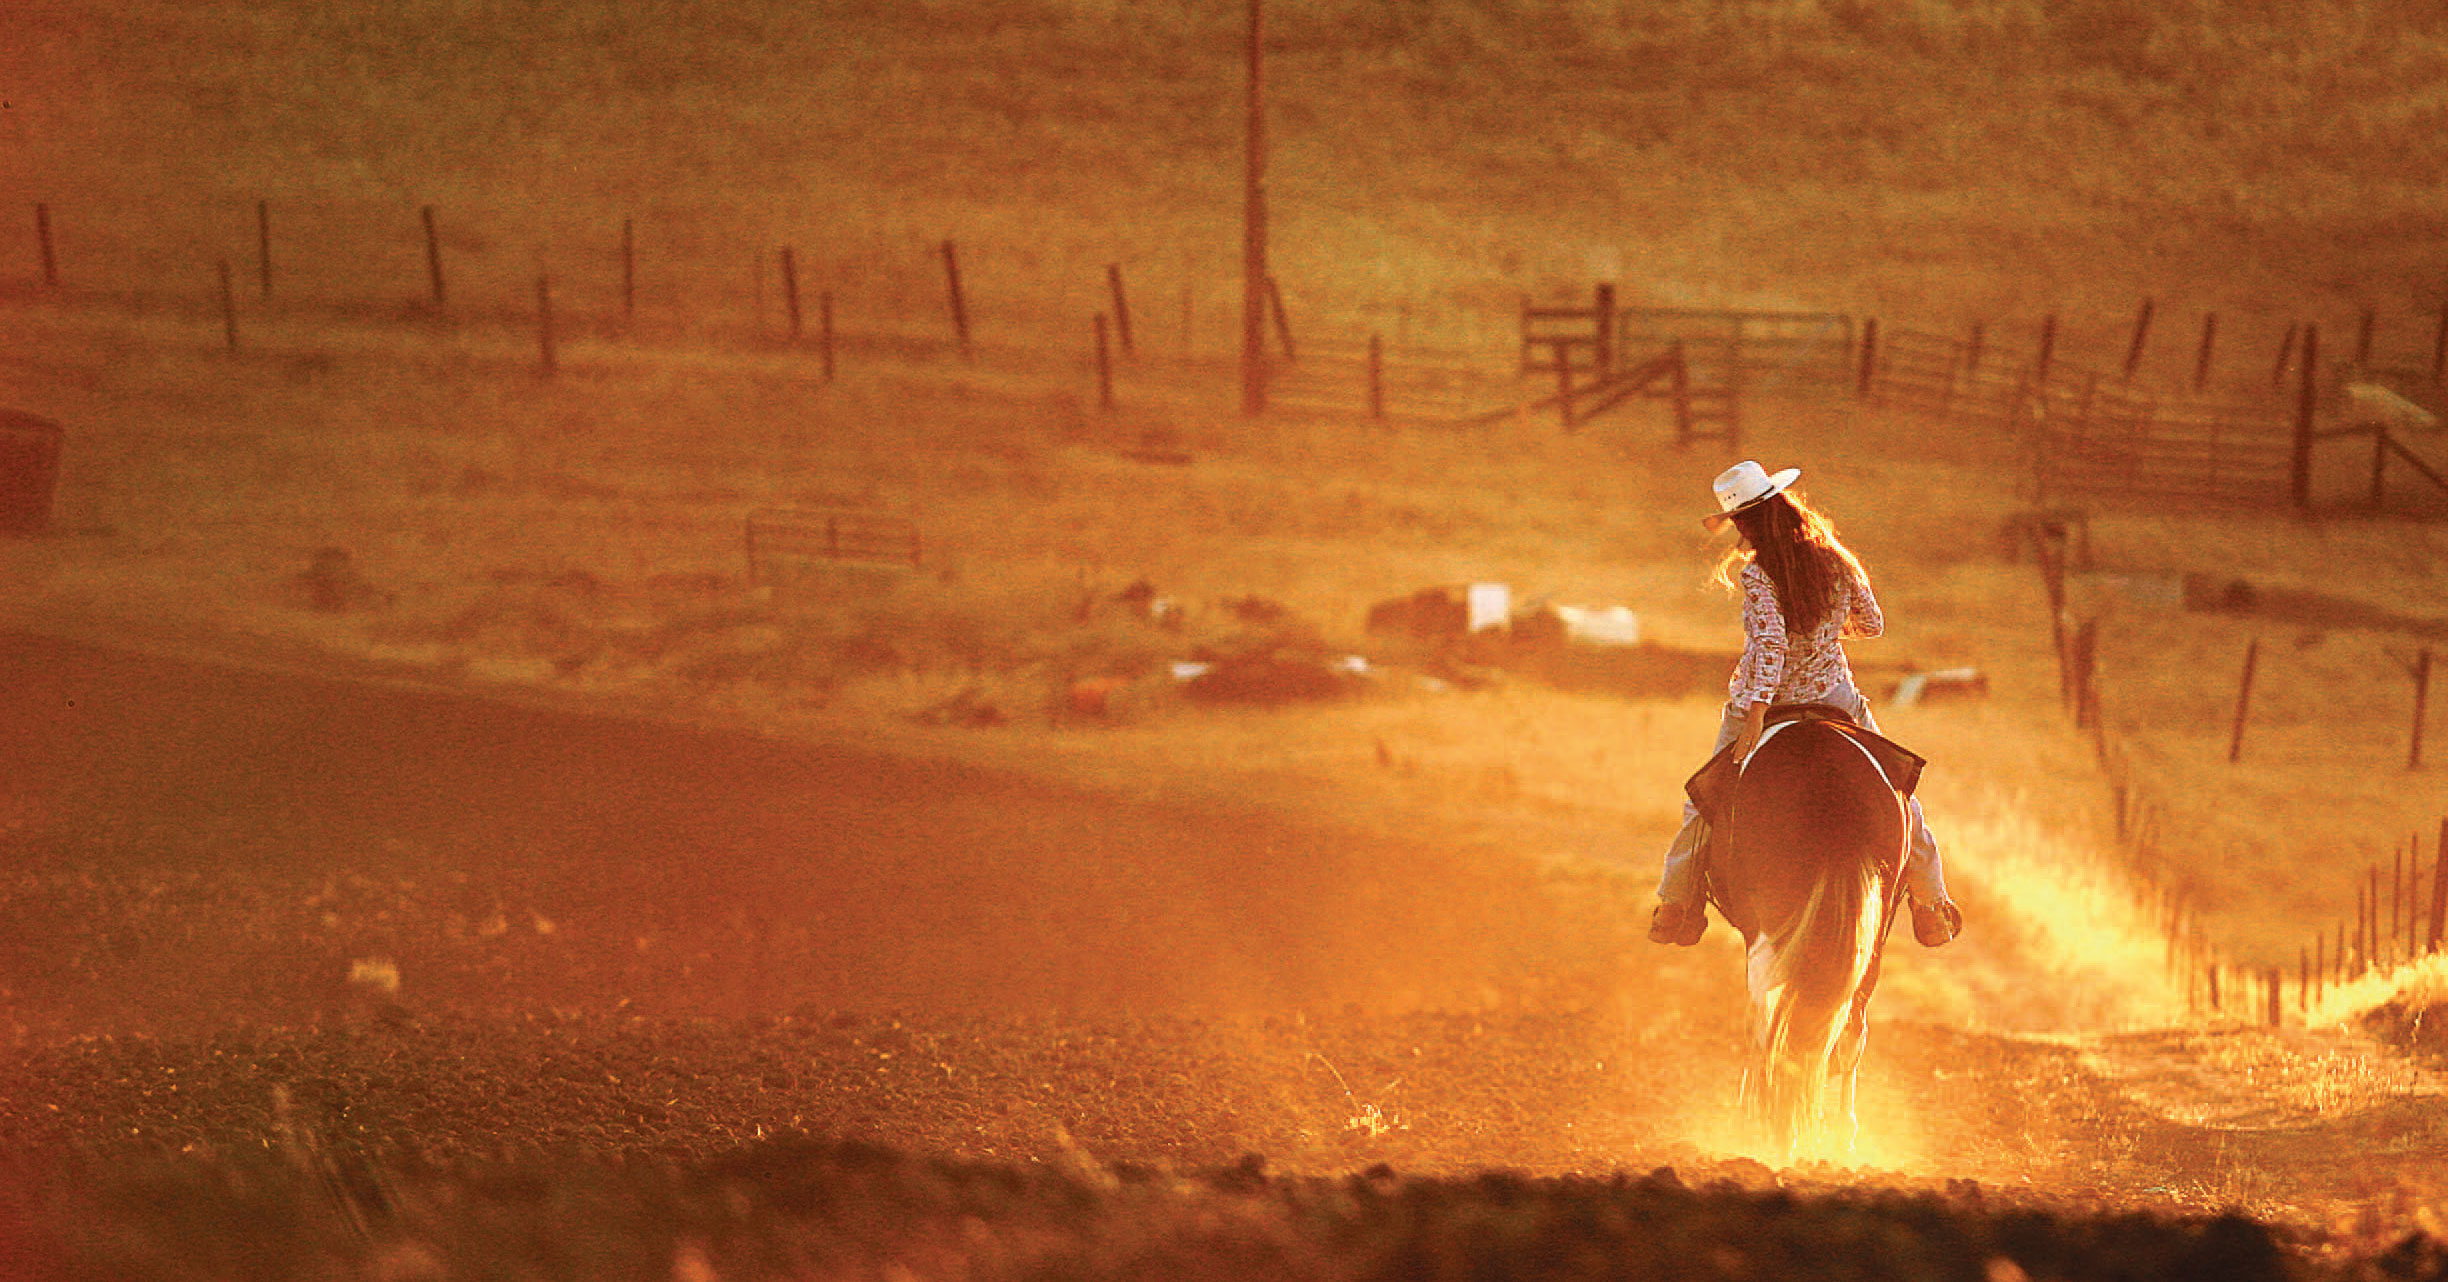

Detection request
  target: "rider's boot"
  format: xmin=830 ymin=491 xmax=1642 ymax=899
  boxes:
xmin=1648 ymin=899 xmax=1707 ymax=946
xmin=1910 ymin=897 xmax=1963 ymax=947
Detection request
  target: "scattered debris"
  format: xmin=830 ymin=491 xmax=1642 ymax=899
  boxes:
xmin=1367 ymin=587 xmax=1467 ymax=641
xmin=1063 ymin=676 xmax=1131 ymax=719
xmin=1226 ymin=595 xmax=1289 ymax=624
xmin=1116 ymin=579 xmax=1183 ymax=628
xmin=1465 ymin=583 xmax=1510 ymax=632
xmin=1553 ymin=604 xmax=1641 ymax=646
xmin=910 ymin=686 xmax=1005 ymax=727
xmin=292 ymin=547 xmax=392 ymax=614
xmin=1511 ymin=601 xmax=1641 ymax=649
xmin=1179 ymin=648 xmax=1367 ymax=705
xmin=1365 ymin=583 xmax=1510 ymax=642
xmin=1890 ymin=668 xmax=1989 ymax=707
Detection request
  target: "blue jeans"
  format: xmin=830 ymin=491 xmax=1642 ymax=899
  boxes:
xmin=1656 ymin=683 xmax=1948 ymax=907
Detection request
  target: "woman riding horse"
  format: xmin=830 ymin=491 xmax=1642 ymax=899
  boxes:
xmin=1648 ymin=461 xmax=1962 ymax=949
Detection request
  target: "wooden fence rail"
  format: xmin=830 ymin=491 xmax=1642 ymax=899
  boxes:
xmin=743 ymin=508 xmax=921 ymax=587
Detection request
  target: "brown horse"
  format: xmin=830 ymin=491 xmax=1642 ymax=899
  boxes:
xmin=1704 ymin=709 xmax=1914 ymax=1159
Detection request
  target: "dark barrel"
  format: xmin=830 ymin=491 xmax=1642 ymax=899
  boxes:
xmin=0 ymin=410 xmax=64 ymax=534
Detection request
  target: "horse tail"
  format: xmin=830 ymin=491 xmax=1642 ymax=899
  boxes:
xmin=1720 ymin=718 xmax=1909 ymax=1156
xmin=1743 ymin=817 xmax=1887 ymax=1155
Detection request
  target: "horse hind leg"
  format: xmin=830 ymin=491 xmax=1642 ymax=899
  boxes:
xmin=1830 ymin=1004 xmax=1872 ymax=1156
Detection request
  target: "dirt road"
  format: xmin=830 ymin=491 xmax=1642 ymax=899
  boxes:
xmin=5 ymin=625 xmax=2448 ymax=1276
xmin=0 ymin=626 xmax=1597 ymax=1037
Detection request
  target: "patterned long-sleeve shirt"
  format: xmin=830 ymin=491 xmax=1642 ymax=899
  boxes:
xmin=1727 ymin=561 xmax=1884 ymax=708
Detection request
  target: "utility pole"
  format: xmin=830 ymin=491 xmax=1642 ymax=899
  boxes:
xmin=1240 ymin=0 xmax=1268 ymax=417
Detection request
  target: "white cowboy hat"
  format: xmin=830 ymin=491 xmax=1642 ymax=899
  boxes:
xmin=1700 ymin=460 xmax=1800 ymax=528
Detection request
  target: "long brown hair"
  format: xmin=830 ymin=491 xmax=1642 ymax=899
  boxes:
xmin=1712 ymin=490 xmax=1870 ymax=636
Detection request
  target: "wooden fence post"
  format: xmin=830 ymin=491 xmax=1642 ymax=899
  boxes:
xmin=2399 ymin=831 xmax=2418 ymax=959
xmin=941 ymin=239 xmax=972 ymax=361
xmin=2357 ymin=876 xmax=2369 ymax=974
xmin=2369 ymin=863 xmax=2381 ymax=972
xmin=256 ymin=199 xmax=272 ymax=299
xmin=421 ymin=205 xmax=446 ymax=308
xmin=2414 ymin=648 xmax=2431 ymax=770
xmin=2208 ymin=963 xmax=2220 ymax=1012
xmin=1557 ymin=344 xmax=1577 ymax=433
xmin=2394 ymin=842 xmax=2405 ymax=966
xmin=2431 ymin=816 xmax=2448 ymax=953
xmin=780 ymin=247 xmax=801 ymax=341
xmin=1240 ymin=0 xmax=1267 ymax=416
xmin=2194 ymin=312 xmax=2218 ymax=392
xmin=621 ymin=217 xmax=636 ymax=324
xmin=2044 ymin=580 xmax=2071 ymax=707
xmin=2037 ymin=313 xmax=2057 ymax=386
xmin=1857 ymin=317 xmax=1879 ymax=400
xmin=2434 ymin=302 xmax=2448 ymax=386
xmin=2293 ymin=326 xmax=2318 ymax=509
xmin=2268 ymin=967 xmax=2283 ymax=1027
xmin=1670 ymin=340 xmax=1693 ymax=444
xmin=2227 ymin=638 xmax=2259 ymax=763
xmin=1094 ymin=313 xmax=1114 ymax=410
xmin=2373 ymin=421 xmax=2391 ymax=505
xmin=2384 ymin=854 xmax=2395 ymax=967
xmin=2124 ymin=297 xmax=2155 ymax=382
xmin=2071 ymin=618 xmax=2099 ymax=727
xmin=536 ymin=275 xmax=556 ymax=378
xmin=2357 ymin=307 xmax=2376 ymax=367
xmin=1107 ymin=263 xmax=1134 ymax=358
xmin=1593 ymin=282 xmax=1615 ymax=377
xmin=819 ymin=291 xmax=836 ymax=383
xmin=217 ymin=259 xmax=237 ymax=352
xmin=1367 ymin=332 xmax=1385 ymax=421
xmin=1266 ymin=274 xmax=1296 ymax=362
xmin=34 ymin=203 xmax=56 ymax=287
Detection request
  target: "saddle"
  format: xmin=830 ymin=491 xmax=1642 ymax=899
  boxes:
xmin=1683 ymin=702 xmax=1926 ymax=833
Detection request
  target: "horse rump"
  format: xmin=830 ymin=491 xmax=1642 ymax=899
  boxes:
xmin=1714 ymin=720 xmax=1909 ymax=1154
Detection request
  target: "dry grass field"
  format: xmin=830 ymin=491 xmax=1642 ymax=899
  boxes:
xmin=8 ymin=0 xmax=2448 ymax=1275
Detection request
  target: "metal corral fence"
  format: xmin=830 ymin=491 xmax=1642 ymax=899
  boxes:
xmin=1863 ymin=322 xmax=2299 ymax=508
xmin=2026 ymin=380 xmax=2296 ymax=508
xmin=1525 ymin=302 xmax=1853 ymax=389
xmin=1612 ymin=308 xmax=1855 ymax=396
xmin=1264 ymin=333 xmax=1524 ymax=425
